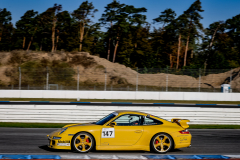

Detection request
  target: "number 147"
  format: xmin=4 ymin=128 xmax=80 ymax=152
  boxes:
xmin=103 ymin=131 xmax=113 ymax=136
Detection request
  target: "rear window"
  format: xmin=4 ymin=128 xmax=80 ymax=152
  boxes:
xmin=144 ymin=117 xmax=163 ymax=125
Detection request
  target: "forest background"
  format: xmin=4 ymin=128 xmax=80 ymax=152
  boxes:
xmin=1 ymin=0 xmax=240 ymax=70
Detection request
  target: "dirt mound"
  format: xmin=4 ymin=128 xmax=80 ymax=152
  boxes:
xmin=201 ymin=68 xmax=240 ymax=89
xmin=0 ymin=51 xmax=239 ymax=90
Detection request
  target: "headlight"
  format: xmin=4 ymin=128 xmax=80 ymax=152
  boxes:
xmin=52 ymin=136 xmax=61 ymax=140
xmin=59 ymin=127 xmax=68 ymax=135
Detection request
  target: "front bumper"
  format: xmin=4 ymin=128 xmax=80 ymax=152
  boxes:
xmin=47 ymin=135 xmax=72 ymax=150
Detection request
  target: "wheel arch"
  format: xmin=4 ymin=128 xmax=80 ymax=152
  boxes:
xmin=149 ymin=132 xmax=175 ymax=151
xmin=71 ymin=131 xmax=96 ymax=150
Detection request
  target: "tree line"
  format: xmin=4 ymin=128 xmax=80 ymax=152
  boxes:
xmin=0 ymin=0 xmax=240 ymax=70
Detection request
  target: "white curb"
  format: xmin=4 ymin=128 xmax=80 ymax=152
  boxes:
xmin=224 ymin=155 xmax=240 ymax=158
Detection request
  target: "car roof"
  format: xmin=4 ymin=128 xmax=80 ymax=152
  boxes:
xmin=115 ymin=110 xmax=148 ymax=115
xmin=113 ymin=110 xmax=171 ymax=124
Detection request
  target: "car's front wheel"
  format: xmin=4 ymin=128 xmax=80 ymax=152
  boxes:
xmin=72 ymin=132 xmax=95 ymax=153
xmin=151 ymin=133 xmax=173 ymax=153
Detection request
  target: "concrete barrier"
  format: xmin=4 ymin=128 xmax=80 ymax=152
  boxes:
xmin=0 ymin=90 xmax=240 ymax=101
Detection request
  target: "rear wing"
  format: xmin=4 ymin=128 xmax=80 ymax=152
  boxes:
xmin=171 ymin=118 xmax=190 ymax=129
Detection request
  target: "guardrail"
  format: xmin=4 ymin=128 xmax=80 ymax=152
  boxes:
xmin=0 ymin=104 xmax=239 ymax=124
xmin=1 ymin=90 xmax=240 ymax=101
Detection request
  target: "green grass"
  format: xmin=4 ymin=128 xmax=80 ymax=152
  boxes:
xmin=0 ymin=122 xmax=68 ymax=128
xmin=189 ymin=125 xmax=240 ymax=129
xmin=0 ymin=98 xmax=240 ymax=104
xmin=0 ymin=122 xmax=240 ymax=129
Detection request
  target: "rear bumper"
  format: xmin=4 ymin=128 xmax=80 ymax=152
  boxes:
xmin=172 ymin=132 xmax=192 ymax=149
xmin=174 ymin=142 xmax=191 ymax=149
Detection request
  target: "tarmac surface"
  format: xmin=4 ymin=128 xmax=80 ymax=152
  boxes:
xmin=0 ymin=128 xmax=240 ymax=155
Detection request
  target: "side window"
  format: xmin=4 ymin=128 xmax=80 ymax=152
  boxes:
xmin=113 ymin=114 xmax=142 ymax=126
xmin=144 ymin=117 xmax=163 ymax=125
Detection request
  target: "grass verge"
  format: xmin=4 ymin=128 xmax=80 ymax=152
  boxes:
xmin=189 ymin=124 xmax=240 ymax=129
xmin=0 ymin=122 xmax=240 ymax=129
xmin=0 ymin=98 xmax=240 ymax=104
xmin=0 ymin=122 xmax=68 ymax=128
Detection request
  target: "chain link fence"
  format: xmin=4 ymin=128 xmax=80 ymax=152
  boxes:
xmin=0 ymin=67 xmax=239 ymax=92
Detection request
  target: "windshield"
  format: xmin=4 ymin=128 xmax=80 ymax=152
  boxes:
xmin=95 ymin=112 xmax=118 ymax=125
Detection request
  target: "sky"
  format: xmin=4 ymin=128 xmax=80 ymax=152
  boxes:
xmin=1 ymin=0 xmax=240 ymax=29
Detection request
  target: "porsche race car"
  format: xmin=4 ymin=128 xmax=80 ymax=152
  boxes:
xmin=47 ymin=110 xmax=191 ymax=153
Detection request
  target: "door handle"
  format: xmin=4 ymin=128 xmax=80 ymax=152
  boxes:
xmin=135 ymin=130 xmax=142 ymax=133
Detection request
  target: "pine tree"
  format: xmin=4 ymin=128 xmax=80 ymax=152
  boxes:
xmin=183 ymin=0 xmax=204 ymax=67
xmin=16 ymin=10 xmax=38 ymax=51
xmin=153 ymin=8 xmax=176 ymax=68
xmin=55 ymin=11 xmax=72 ymax=51
xmin=38 ymin=4 xmax=62 ymax=52
xmin=51 ymin=4 xmax=62 ymax=52
xmin=112 ymin=4 xmax=147 ymax=63
xmin=173 ymin=14 xmax=188 ymax=69
xmin=203 ymin=21 xmax=224 ymax=71
xmin=72 ymin=1 xmax=98 ymax=52
xmin=99 ymin=0 xmax=123 ymax=61
xmin=0 ymin=8 xmax=12 ymax=42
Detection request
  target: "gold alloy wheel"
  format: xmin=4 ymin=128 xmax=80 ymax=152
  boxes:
xmin=74 ymin=133 xmax=93 ymax=152
xmin=153 ymin=134 xmax=172 ymax=153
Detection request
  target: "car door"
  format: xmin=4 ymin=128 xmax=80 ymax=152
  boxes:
xmin=101 ymin=114 xmax=143 ymax=146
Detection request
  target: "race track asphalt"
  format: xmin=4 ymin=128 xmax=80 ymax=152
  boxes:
xmin=0 ymin=128 xmax=240 ymax=155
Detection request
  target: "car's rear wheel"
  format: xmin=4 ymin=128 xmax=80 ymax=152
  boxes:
xmin=151 ymin=133 xmax=173 ymax=153
xmin=72 ymin=132 xmax=95 ymax=153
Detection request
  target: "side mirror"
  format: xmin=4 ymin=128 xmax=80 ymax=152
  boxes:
xmin=109 ymin=122 xmax=117 ymax=127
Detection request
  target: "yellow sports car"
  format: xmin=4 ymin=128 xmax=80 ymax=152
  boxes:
xmin=47 ymin=110 xmax=191 ymax=153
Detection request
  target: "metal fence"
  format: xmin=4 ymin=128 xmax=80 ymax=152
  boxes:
xmin=0 ymin=67 xmax=239 ymax=92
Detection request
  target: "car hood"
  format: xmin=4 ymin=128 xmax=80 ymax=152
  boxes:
xmin=63 ymin=123 xmax=96 ymax=128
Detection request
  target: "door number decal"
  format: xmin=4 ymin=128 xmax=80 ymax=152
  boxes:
xmin=102 ymin=128 xmax=115 ymax=138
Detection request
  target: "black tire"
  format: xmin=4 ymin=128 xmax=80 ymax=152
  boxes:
xmin=151 ymin=133 xmax=173 ymax=153
xmin=72 ymin=132 xmax=95 ymax=153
